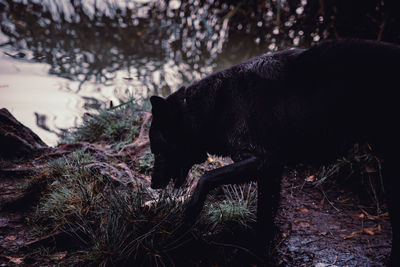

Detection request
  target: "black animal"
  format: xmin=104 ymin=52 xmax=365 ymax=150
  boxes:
xmin=149 ymin=39 xmax=400 ymax=266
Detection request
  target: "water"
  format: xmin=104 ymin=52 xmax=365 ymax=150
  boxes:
xmin=0 ymin=0 xmax=313 ymax=146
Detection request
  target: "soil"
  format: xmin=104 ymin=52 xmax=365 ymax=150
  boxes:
xmin=274 ymin=169 xmax=391 ymax=267
xmin=0 ymin=161 xmax=392 ymax=266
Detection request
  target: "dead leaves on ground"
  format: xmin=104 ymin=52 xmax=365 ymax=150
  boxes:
xmin=291 ymin=218 xmax=311 ymax=231
xmin=291 ymin=204 xmax=388 ymax=240
xmin=49 ymin=251 xmax=67 ymax=261
xmin=343 ymin=223 xmax=382 ymax=239
xmin=0 ymin=255 xmax=23 ymax=265
xmin=0 ymin=251 xmax=67 ymax=265
xmin=305 ymin=175 xmax=315 ymax=182
xmin=4 ymin=235 xmax=17 ymax=241
xmin=343 ymin=208 xmax=388 ymax=239
xmin=359 ymin=208 xmax=388 ymax=221
xmin=299 ymin=207 xmax=309 ymax=213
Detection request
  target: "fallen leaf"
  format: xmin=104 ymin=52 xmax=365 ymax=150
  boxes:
xmin=143 ymin=200 xmax=157 ymax=207
xmin=5 ymin=235 xmax=17 ymax=241
xmin=343 ymin=231 xmax=361 ymax=239
xmin=338 ymin=197 xmax=350 ymax=203
xmin=4 ymin=256 xmax=24 ymax=264
xmin=292 ymin=221 xmax=310 ymax=230
xmin=50 ymin=251 xmax=67 ymax=260
xmin=365 ymin=166 xmax=376 ymax=173
xmin=306 ymin=175 xmax=315 ymax=182
xmin=363 ymin=228 xmax=375 ymax=235
xmin=299 ymin=208 xmax=309 ymax=213
xmin=217 ymin=160 xmax=225 ymax=166
xmin=360 ymin=208 xmax=380 ymax=220
xmin=344 ymin=224 xmax=380 ymax=239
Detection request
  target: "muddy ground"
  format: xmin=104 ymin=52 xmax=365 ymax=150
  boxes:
xmin=0 ymin=161 xmax=391 ymax=266
xmin=275 ymin=169 xmax=391 ymax=266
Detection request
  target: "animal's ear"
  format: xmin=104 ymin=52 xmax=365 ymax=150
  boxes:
xmin=150 ymin=96 xmax=167 ymax=115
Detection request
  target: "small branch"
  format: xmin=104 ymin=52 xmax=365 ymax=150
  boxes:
xmin=318 ymin=185 xmax=340 ymax=212
xmin=377 ymin=18 xmax=386 ymax=41
xmin=117 ymin=112 xmax=151 ymax=156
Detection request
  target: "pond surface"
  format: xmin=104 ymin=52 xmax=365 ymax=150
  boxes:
xmin=0 ymin=0 xmax=314 ymax=146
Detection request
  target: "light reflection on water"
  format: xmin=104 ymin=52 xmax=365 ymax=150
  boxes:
xmin=0 ymin=49 xmax=82 ymax=146
xmin=0 ymin=0 xmax=311 ymax=146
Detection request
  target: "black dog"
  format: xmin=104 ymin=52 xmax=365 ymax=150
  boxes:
xmin=149 ymin=39 xmax=400 ymax=266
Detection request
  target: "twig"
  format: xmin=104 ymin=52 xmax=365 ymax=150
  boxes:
xmin=117 ymin=112 xmax=151 ymax=156
xmin=107 ymin=98 xmax=135 ymax=110
xmin=377 ymin=18 xmax=386 ymax=41
xmin=23 ymin=229 xmax=69 ymax=247
xmin=318 ymin=186 xmax=340 ymax=212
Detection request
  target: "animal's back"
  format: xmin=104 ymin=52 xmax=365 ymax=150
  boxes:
xmin=216 ymin=40 xmax=400 ymax=163
xmin=294 ymin=39 xmax=400 ymax=134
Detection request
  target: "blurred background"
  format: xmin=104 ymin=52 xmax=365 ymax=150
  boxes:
xmin=1 ymin=0 xmax=399 ymax=146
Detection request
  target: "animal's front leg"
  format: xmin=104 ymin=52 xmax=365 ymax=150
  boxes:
xmin=184 ymin=156 xmax=261 ymax=223
xmin=256 ymin=165 xmax=283 ymax=260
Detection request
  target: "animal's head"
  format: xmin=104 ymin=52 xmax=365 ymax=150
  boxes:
xmin=149 ymin=88 xmax=207 ymax=189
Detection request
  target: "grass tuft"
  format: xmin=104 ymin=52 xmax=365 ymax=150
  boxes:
xmin=204 ymin=183 xmax=257 ymax=233
xmin=60 ymin=100 xmax=146 ymax=149
xmin=32 ymin=150 xmax=259 ymax=265
xmin=34 ymin=151 xmax=104 ymax=230
xmin=313 ymin=143 xmax=384 ymax=214
xmin=136 ymin=150 xmax=155 ymax=175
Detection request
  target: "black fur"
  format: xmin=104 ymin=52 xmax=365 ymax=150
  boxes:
xmin=149 ymin=39 xmax=400 ymax=266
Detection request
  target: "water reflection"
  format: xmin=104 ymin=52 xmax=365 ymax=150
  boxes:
xmin=0 ymin=0 xmax=312 ymax=145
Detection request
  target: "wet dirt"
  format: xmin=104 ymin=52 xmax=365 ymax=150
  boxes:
xmin=0 ymin=163 xmax=392 ymax=266
xmin=274 ymin=169 xmax=391 ymax=267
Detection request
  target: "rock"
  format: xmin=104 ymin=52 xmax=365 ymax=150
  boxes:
xmin=0 ymin=108 xmax=48 ymax=159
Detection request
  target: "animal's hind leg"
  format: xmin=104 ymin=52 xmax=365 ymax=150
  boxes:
xmin=256 ymin=165 xmax=283 ymax=261
xmin=382 ymin=156 xmax=400 ymax=267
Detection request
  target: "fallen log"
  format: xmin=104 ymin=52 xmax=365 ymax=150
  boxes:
xmin=0 ymin=108 xmax=48 ymax=159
